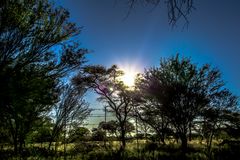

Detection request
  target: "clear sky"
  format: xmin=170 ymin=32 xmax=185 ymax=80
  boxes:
xmin=57 ymin=0 xmax=240 ymax=125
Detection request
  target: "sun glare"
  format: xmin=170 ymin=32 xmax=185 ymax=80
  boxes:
xmin=119 ymin=66 xmax=139 ymax=87
xmin=121 ymin=71 xmax=136 ymax=87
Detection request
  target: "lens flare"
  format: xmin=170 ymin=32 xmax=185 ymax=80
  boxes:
xmin=118 ymin=64 xmax=139 ymax=87
xmin=120 ymin=70 xmax=136 ymax=87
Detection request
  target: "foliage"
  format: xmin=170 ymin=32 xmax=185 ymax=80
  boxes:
xmin=73 ymin=65 xmax=135 ymax=151
xmin=91 ymin=128 xmax=106 ymax=141
xmin=0 ymin=1 xmax=238 ymax=156
xmin=49 ymin=84 xmax=91 ymax=150
xmin=28 ymin=116 xmax=53 ymax=144
xmin=0 ymin=0 xmax=88 ymax=154
xmin=132 ymin=86 xmax=171 ymax=144
xmin=98 ymin=120 xmax=135 ymax=137
xmin=68 ymin=127 xmax=91 ymax=142
xmin=221 ymin=110 xmax=240 ymax=139
xmin=135 ymin=54 xmax=238 ymax=153
xmin=98 ymin=120 xmax=118 ymax=136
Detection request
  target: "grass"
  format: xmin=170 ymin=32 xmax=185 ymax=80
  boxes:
xmin=1 ymin=139 xmax=240 ymax=159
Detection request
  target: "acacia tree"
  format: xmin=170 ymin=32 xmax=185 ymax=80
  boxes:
xmin=73 ymin=65 xmax=134 ymax=152
xmin=0 ymin=0 xmax=88 ymax=154
xmin=124 ymin=0 xmax=195 ymax=27
xmin=99 ymin=120 xmax=134 ymax=137
xmin=136 ymin=54 xmax=238 ymax=153
xmin=68 ymin=126 xmax=91 ymax=142
xmin=98 ymin=120 xmax=118 ymax=137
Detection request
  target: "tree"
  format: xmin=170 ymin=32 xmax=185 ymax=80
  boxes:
xmin=49 ymin=84 xmax=91 ymax=151
xmin=28 ymin=116 xmax=53 ymax=146
xmin=99 ymin=120 xmax=135 ymax=137
xmin=98 ymin=120 xmax=118 ymax=137
xmin=136 ymin=54 xmax=238 ymax=153
xmin=91 ymin=128 xmax=106 ymax=141
xmin=202 ymin=95 xmax=238 ymax=156
xmin=73 ymin=65 xmax=134 ymax=152
xmin=0 ymin=0 xmax=88 ymax=154
xmin=68 ymin=127 xmax=91 ymax=142
xmin=132 ymin=90 xmax=171 ymax=144
xmin=118 ymin=121 xmax=135 ymax=137
xmin=124 ymin=0 xmax=195 ymax=27
xmin=0 ymin=64 xmax=58 ymax=154
xmin=223 ymin=111 xmax=240 ymax=139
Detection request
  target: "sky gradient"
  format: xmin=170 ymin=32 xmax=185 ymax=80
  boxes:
xmin=57 ymin=0 xmax=240 ymax=125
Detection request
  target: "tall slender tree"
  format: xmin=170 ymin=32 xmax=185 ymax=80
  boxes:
xmin=48 ymin=84 xmax=91 ymax=151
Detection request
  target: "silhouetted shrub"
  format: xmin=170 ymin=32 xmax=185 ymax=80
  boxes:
xmin=214 ymin=140 xmax=240 ymax=160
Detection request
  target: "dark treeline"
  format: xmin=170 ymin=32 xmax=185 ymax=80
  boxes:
xmin=0 ymin=0 xmax=239 ymax=160
xmin=73 ymin=55 xmax=239 ymax=159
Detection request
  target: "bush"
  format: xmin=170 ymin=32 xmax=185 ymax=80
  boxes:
xmin=214 ymin=141 xmax=240 ymax=160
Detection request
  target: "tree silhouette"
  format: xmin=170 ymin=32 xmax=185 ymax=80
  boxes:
xmin=98 ymin=120 xmax=118 ymax=137
xmin=202 ymin=90 xmax=238 ymax=156
xmin=132 ymin=87 xmax=171 ymax=144
xmin=48 ymin=84 xmax=91 ymax=152
xmin=0 ymin=0 xmax=88 ymax=154
xmin=73 ymin=65 xmax=134 ymax=152
xmin=68 ymin=127 xmax=91 ymax=142
xmin=136 ymin=54 xmax=238 ymax=153
xmin=124 ymin=0 xmax=195 ymax=27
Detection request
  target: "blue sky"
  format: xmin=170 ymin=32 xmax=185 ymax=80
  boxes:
xmin=57 ymin=0 xmax=240 ymax=125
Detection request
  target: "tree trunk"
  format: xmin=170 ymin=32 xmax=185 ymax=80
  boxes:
xmin=13 ymin=137 xmax=18 ymax=154
xmin=207 ymin=131 xmax=214 ymax=158
xmin=64 ymin=128 xmax=67 ymax=160
xmin=10 ymin=120 xmax=19 ymax=155
xmin=19 ymin=139 xmax=23 ymax=154
xmin=119 ymin=125 xmax=126 ymax=152
xmin=180 ymin=134 xmax=188 ymax=154
xmin=48 ymin=140 xmax=53 ymax=150
xmin=120 ymin=130 xmax=126 ymax=151
xmin=55 ymin=141 xmax=58 ymax=152
xmin=189 ymin=123 xmax=192 ymax=141
xmin=48 ymin=134 xmax=57 ymax=151
xmin=160 ymin=133 xmax=166 ymax=145
xmin=19 ymin=134 xmax=26 ymax=154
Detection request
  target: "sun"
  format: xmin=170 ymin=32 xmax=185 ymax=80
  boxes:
xmin=119 ymin=66 xmax=138 ymax=87
xmin=121 ymin=71 xmax=136 ymax=87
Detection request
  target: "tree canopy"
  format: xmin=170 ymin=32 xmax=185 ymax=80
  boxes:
xmin=0 ymin=0 xmax=88 ymax=154
xmin=73 ymin=65 xmax=134 ymax=151
xmin=135 ymin=54 xmax=238 ymax=152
